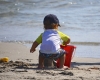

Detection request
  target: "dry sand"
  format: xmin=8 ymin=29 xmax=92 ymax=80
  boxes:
xmin=0 ymin=42 xmax=100 ymax=80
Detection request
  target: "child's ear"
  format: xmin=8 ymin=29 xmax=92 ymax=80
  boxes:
xmin=55 ymin=25 xmax=58 ymax=29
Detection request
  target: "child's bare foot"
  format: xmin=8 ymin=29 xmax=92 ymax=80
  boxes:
xmin=58 ymin=66 xmax=69 ymax=70
xmin=63 ymin=66 xmax=69 ymax=69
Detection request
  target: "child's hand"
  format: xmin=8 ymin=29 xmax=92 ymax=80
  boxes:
xmin=30 ymin=41 xmax=39 ymax=53
xmin=30 ymin=48 xmax=36 ymax=53
xmin=63 ymin=42 xmax=67 ymax=46
xmin=63 ymin=39 xmax=70 ymax=45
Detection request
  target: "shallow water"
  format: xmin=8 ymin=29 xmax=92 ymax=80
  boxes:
xmin=0 ymin=0 xmax=100 ymax=58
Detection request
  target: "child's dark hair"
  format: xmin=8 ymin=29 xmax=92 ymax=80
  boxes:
xmin=43 ymin=14 xmax=61 ymax=29
xmin=44 ymin=20 xmax=58 ymax=29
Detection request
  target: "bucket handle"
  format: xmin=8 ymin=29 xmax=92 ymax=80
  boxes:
xmin=72 ymin=46 xmax=76 ymax=59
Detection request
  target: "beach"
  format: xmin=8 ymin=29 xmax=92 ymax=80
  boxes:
xmin=0 ymin=0 xmax=100 ymax=80
xmin=0 ymin=42 xmax=100 ymax=80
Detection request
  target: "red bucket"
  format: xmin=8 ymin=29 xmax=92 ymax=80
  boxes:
xmin=57 ymin=45 xmax=76 ymax=68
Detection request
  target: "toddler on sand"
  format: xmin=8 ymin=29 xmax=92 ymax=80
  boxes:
xmin=30 ymin=14 xmax=70 ymax=69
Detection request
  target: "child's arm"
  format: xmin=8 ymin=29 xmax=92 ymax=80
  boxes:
xmin=57 ymin=31 xmax=70 ymax=45
xmin=63 ymin=38 xmax=70 ymax=45
xmin=30 ymin=33 xmax=42 ymax=53
xmin=30 ymin=41 xmax=39 ymax=53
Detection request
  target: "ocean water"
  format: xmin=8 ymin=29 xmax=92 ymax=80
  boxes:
xmin=0 ymin=0 xmax=100 ymax=58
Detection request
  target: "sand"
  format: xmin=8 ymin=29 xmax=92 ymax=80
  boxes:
xmin=0 ymin=42 xmax=100 ymax=80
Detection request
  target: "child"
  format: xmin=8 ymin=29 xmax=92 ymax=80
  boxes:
xmin=30 ymin=14 xmax=70 ymax=69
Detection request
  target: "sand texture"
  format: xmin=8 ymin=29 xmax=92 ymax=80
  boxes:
xmin=0 ymin=42 xmax=100 ymax=80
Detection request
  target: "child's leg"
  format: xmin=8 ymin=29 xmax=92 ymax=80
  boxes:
xmin=59 ymin=54 xmax=66 ymax=68
xmin=38 ymin=55 xmax=44 ymax=69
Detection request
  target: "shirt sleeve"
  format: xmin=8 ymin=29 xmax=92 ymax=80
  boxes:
xmin=57 ymin=30 xmax=70 ymax=42
xmin=35 ymin=33 xmax=42 ymax=44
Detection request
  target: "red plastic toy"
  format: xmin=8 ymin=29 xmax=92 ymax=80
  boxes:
xmin=57 ymin=45 xmax=76 ymax=68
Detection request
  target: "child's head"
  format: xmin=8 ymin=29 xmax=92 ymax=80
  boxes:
xmin=43 ymin=14 xmax=61 ymax=29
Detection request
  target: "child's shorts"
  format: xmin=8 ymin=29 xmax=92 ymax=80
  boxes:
xmin=39 ymin=49 xmax=66 ymax=60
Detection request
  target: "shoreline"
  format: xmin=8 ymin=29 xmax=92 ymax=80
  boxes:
xmin=1 ymin=41 xmax=100 ymax=58
xmin=0 ymin=42 xmax=100 ymax=80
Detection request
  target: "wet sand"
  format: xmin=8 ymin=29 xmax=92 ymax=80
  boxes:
xmin=0 ymin=42 xmax=100 ymax=80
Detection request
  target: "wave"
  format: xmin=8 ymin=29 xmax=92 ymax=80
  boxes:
xmin=71 ymin=42 xmax=100 ymax=46
xmin=0 ymin=1 xmax=11 ymax=4
xmin=0 ymin=41 xmax=100 ymax=46
xmin=0 ymin=11 xmax=17 ymax=17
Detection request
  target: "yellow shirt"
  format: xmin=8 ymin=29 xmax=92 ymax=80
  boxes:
xmin=35 ymin=30 xmax=70 ymax=44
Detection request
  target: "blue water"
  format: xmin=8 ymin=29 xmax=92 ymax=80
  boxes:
xmin=0 ymin=0 xmax=100 ymax=58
